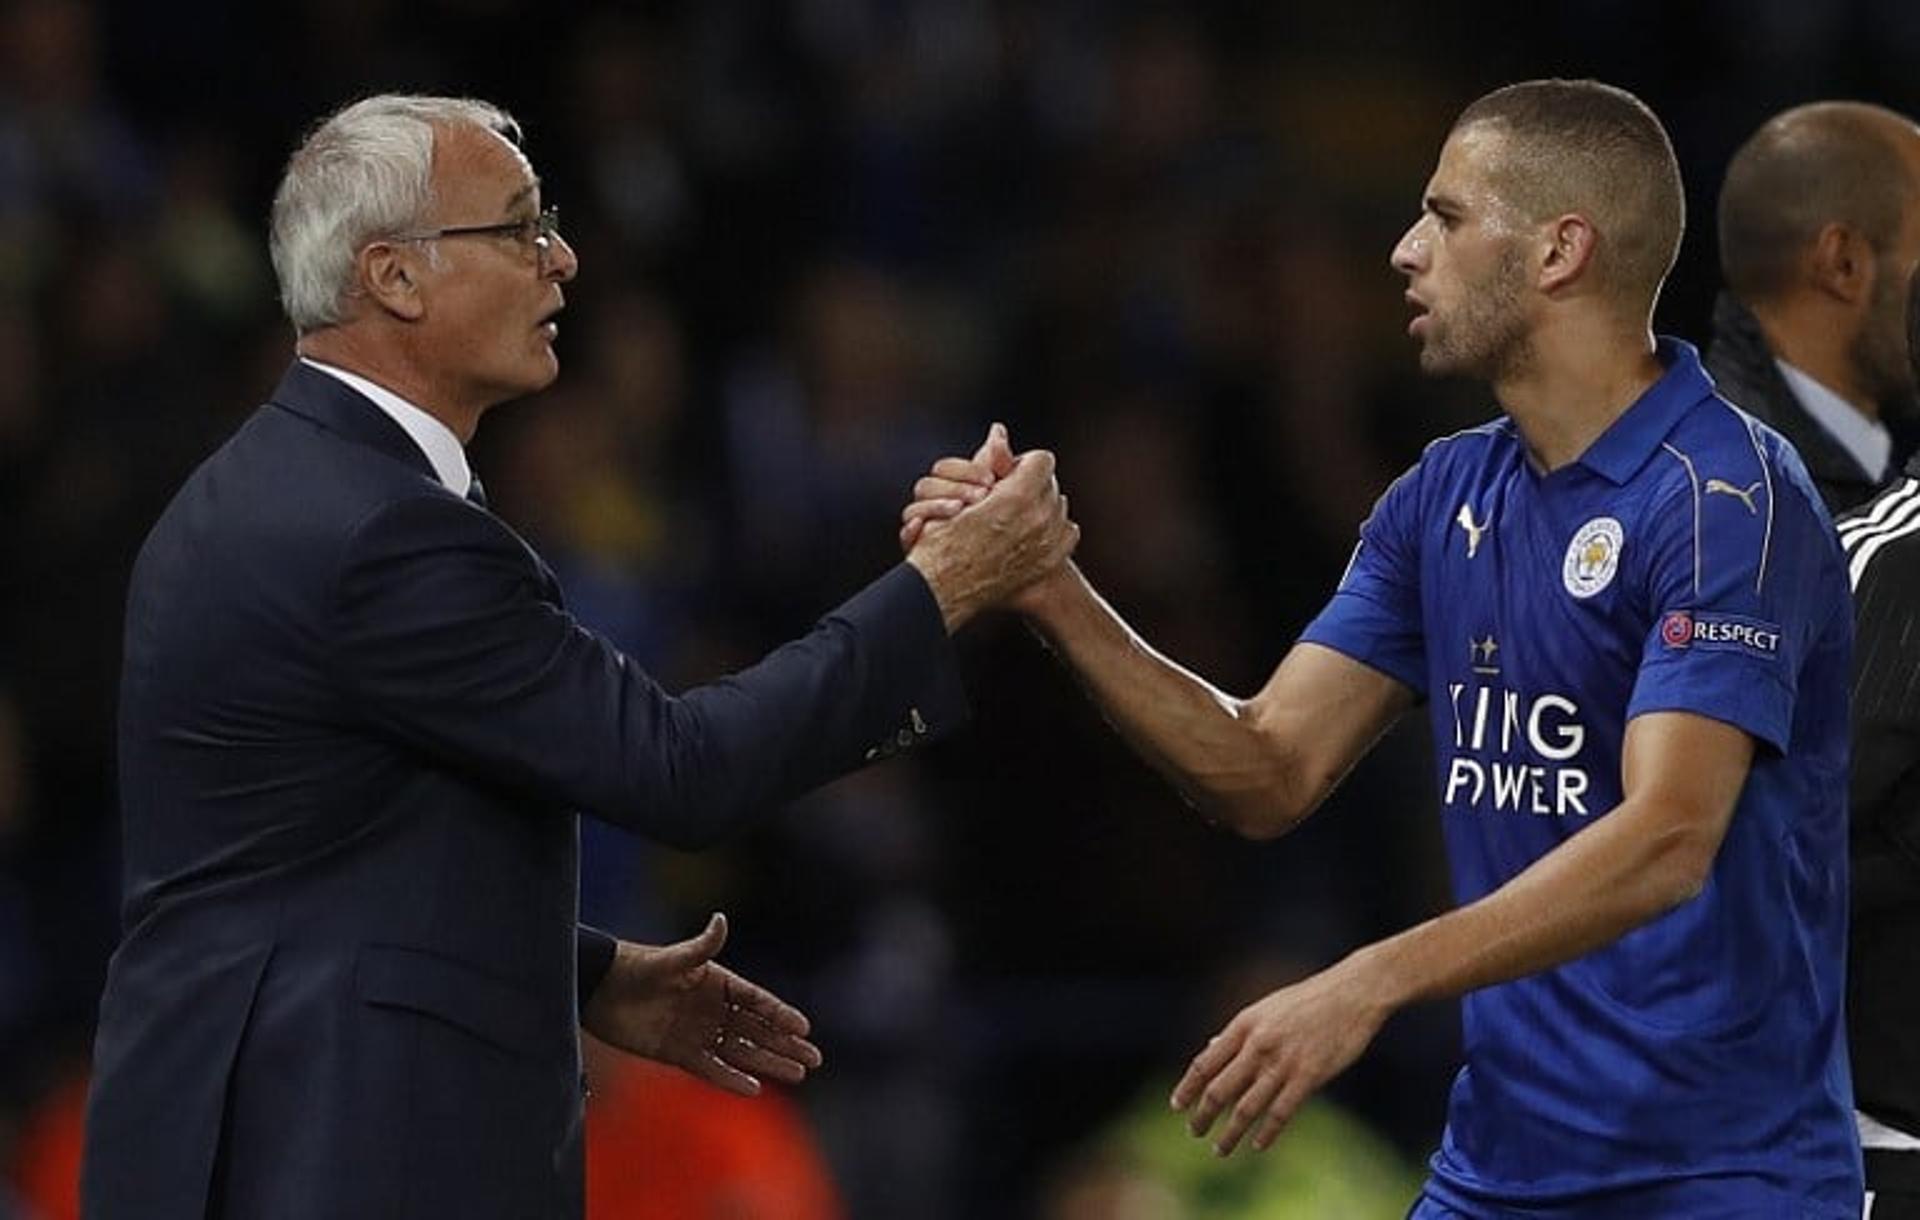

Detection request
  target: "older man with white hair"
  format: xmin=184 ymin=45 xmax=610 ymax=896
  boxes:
xmin=79 ymin=95 xmax=1076 ymax=1220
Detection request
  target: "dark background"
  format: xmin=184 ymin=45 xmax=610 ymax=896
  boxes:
xmin=2 ymin=0 xmax=1916 ymax=1214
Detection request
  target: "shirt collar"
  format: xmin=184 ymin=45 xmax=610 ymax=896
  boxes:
xmin=1775 ymin=359 xmax=1889 ymax=483
xmin=1574 ymin=337 xmax=1717 ymax=485
xmin=298 ymin=358 xmax=473 ymax=497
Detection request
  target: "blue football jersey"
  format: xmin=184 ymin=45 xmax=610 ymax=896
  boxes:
xmin=1302 ymin=340 xmax=1860 ymax=1217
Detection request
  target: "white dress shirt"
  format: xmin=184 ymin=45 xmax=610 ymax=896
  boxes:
xmin=300 ymin=358 xmax=474 ymax=497
xmin=1777 ymin=358 xmax=1891 ymax=484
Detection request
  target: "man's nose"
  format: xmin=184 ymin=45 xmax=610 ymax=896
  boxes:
xmin=544 ymin=232 xmax=580 ymax=282
xmin=1391 ymin=227 xmax=1428 ymax=273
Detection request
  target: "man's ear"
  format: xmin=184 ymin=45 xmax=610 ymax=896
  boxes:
xmin=1807 ymin=222 xmax=1872 ymax=306
xmin=1538 ymin=213 xmax=1598 ymax=295
xmin=357 ymin=241 xmax=427 ymax=321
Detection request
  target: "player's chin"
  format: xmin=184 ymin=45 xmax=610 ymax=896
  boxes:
xmin=1416 ymin=344 xmax=1458 ymax=377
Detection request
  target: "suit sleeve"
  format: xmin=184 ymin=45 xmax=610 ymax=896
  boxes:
xmin=577 ymin=926 xmax=617 ymax=1006
xmin=331 ymin=494 xmax=968 ymax=848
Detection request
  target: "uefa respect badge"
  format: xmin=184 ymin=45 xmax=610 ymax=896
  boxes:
xmin=1660 ymin=609 xmax=1693 ymax=647
xmin=1658 ymin=608 xmax=1782 ymax=659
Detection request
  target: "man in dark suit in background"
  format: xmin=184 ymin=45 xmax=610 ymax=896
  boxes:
xmin=1707 ymin=101 xmax=1920 ymax=516
xmin=1834 ymin=268 xmax=1920 ymax=1219
xmin=79 ymin=94 xmax=1076 ymax=1220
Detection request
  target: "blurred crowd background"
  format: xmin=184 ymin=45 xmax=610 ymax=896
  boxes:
xmin=3 ymin=0 xmax=1919 ymax=1216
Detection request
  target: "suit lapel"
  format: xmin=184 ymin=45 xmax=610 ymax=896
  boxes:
xmin=263 ymin=360 xmax=564 ymax=602
xmin=266 ymin=361 xmax=439 ymax=484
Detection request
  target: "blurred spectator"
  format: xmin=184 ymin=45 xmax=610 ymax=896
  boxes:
xmin=582 ymin=1040 xmax=844 ymax=1220
xmin=0 ymin=688 xmax=42 ymax=1064
xmin=1041 ymin=1094 xmax=1422 ymax=1220
xmin=725 ymin=259 xmax=973 ymax=620
xmin=151 ymin=129 xmax=273 ymax=333
xmin=6 ymin=1060 xmax=81 ymax=1220
xmin=0 ymin=0 xmax=156 ymax=294
xmin=1038 ymin=953 xmax=1426 ymax=1220
xmin=570 ymin=15 xmax=693 ymax=263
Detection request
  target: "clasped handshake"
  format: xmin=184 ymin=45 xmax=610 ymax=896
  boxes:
xmin=897 ymin=422 xmax=1081 ymax=630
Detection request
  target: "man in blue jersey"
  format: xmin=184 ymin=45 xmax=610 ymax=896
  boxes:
xmin=907 ymin=80 xmax=1860 ymax=1217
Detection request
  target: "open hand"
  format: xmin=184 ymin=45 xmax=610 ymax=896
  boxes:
xmin=581 ymin=913 xmax=823 ymax=1097
xmin=1169 ymin=959 xmax=1391 ymax=1156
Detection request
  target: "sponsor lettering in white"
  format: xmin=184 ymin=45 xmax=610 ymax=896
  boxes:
xmin=1443 ymin=683 xmax=1591 ymax=816
xmin=1442 ymin=757 xmax=1591 ymax=816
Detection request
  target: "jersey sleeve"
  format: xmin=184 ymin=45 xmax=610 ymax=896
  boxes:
xmin=1299 ymin=460 xmax=1427 ymax=697
xmin=1626 ymin=436 xmax=1835 ymax=754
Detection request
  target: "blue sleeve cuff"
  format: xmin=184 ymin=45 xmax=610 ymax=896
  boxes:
xmin=1627 ymin=656 xmax=1793 ymax=755
xmin=1300 ymin=590 xmax=1428 ymax=699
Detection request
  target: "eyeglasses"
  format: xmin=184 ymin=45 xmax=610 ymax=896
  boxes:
xmin=391 ymin=205 xmax=561 ymax=265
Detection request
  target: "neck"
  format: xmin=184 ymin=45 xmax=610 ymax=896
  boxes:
xmin=1494 ymin=317 xmax=1664 ymax=472
xmin=1748 ymin=297 xmax=1878 ymax=420
xmin=297 ymin=327 xmax=484 ymax=443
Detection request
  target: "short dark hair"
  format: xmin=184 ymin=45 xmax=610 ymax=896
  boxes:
xmin=1719 ymin=102 xmax=1920 ymax=303
xmin=1453 ymin=79 xmax=1686 ymax=310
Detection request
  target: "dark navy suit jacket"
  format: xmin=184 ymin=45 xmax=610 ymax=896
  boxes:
xmin=80 ymin=362 xmax=965 ymax=1219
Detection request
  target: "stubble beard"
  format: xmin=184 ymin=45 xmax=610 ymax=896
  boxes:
xmin=1852 ymin=270 xmax=1919 ymax=415
xmin=1418 ymin=246 xmax=1533 ymax=385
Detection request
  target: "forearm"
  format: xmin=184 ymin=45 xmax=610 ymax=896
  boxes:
xmin=1024 ymin=565 xmax=1307 ymax=837
xmin=1344 ymin=795 xmax=1715 ymax=1012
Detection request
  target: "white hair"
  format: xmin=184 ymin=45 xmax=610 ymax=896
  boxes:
xmin=269 ymin=94 xmax=522 ymax=334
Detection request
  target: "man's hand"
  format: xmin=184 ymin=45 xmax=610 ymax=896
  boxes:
xmin=581 ymin=913 xmax=823 ymax=1097
xmin=1169 ymin=955 xmax=1393 ymax=1156
xmin=898 ymin=422 xmax=1082 ymax=630
xmin=899 ymin=422 xmax=1016 ymax=551
xmin=903 ymin=424 xmax=1078 ymax=631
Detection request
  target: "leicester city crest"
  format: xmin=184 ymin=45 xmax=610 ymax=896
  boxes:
xmin=1562 ymin=517 xmax=1623 ymax=599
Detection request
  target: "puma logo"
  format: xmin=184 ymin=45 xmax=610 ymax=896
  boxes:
xmin=1456 ymin=503 xmax=1489 ymax=558
xmin=1704 ymin=478 xmax=1762 ymax=515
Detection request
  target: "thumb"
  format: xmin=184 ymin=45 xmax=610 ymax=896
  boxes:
xmin=999 ymin=447 xmax=1056 ymax=493
xmin=986 ymin=422 xmax=1017 ymax=478
xmin=660 ymin=912 xmax=728 ymax=969
xmin=972 ymin=422 xmax=1018 ymax=481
